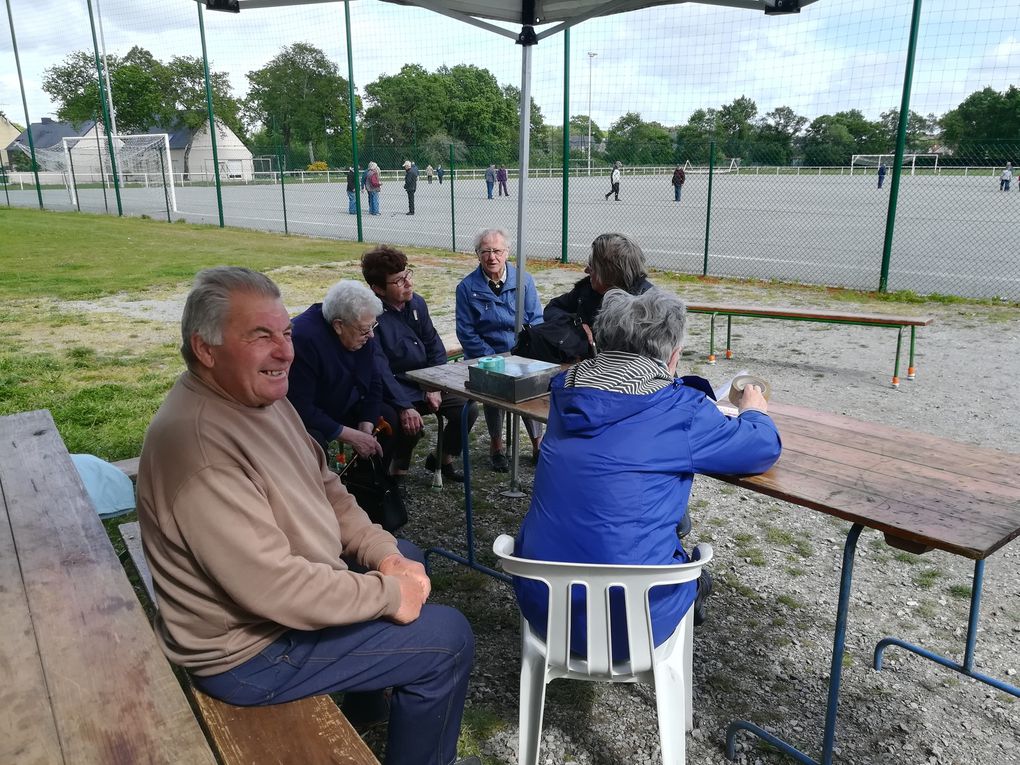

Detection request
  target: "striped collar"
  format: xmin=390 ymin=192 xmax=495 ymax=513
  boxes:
xmin=565 ymin=351 xmax=674 ymax=395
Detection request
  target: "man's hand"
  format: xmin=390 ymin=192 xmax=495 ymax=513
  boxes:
xmin=343 ymin=427 xmax=383 ymax=458
xmin=424 ymin=390 xmax=442 ymax=413
xmin=379 ymin=554 xmax=431 ymax=623
xmin=399 ymin=408 xmax=424 ymax=435
xmin=738 ymin=384 xmax=768 ymax=414
xmin=580 ymin=322 xmax=595 ymax=348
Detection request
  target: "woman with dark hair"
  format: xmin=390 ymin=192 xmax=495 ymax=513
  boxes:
xmin=514 ymin=288 xmax=781 ymax=659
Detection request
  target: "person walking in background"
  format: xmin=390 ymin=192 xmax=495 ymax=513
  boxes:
xmin=425 ymin=164 xmax=434 ymax=184
xmin=497 ymin=165 xmax=509 ymax=197
xmin=436 ymin=165 xmax=444 ymax=184
xmin=877 ymin=162 xmax=888 ymax=189
xmin=605 ymin=161 xmax=622 ymax=201
xmin=484 ymin=164 xmax=496 ymax=199
xmin=1000 ymin=162 xmax=1012 ymax=192
xmin=402 ymin=160 xmax=418 ymax=215
xmin=366 ymin=161 xmax=382 ymax=215
xmin=671 ymin=165 xmax=686 ymax=202
xmin=346 ymin=166 xmax=357 ymax=214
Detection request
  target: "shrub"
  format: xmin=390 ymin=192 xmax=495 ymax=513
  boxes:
xmin=307 ymin=161 xmax=329 ymax=172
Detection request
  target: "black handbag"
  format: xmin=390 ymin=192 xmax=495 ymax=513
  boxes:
xmin=512 ymin=315 xmax=594 ymax=363
xmin=339 ymin=455 xmax=408 ymax=532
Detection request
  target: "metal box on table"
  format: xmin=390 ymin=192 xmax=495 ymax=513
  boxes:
xmin=465 ymin=355 xmax=560 ymax=402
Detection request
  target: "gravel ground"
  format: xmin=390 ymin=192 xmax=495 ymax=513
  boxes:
xmin=61 ymin=259 xmax=1020 ymax=765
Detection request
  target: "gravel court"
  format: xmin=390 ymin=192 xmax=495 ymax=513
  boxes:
xmin=8 ymin=170 xmax=1018 ymax=298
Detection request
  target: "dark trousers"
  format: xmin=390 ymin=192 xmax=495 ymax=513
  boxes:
xmin=483 ymin=404 xmax=541 ymax=447
xmin=392 ymin=394 xmax=479 ymax=470
xmin=606 ymin=181 xmax=620 ymax=200
xmin=406 ymin=190 xmax=415 ymax=213
xmin=498 ymin=180 xmax=508 ymax=196
xmin=193 ymin=540 xmax=474 ymax=765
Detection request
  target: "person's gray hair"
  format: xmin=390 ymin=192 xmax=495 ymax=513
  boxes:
xmin=594 ymin=288 xmax=686 ymax=363
xmin=321 ymin=280 xmax=383 ymax=324
xmin=588 ymin=233 xmax=647 ymax=292
xmin=473 ymin=228 xmax=510 ymax=253
xmin=180 ymin=266 xmax=280 ymax=367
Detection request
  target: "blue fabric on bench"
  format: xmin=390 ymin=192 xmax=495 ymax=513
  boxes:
xmin=72 ymin=454 xmax=136 ymax=517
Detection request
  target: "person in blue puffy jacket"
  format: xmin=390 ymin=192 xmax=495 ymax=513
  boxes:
xmin=455 ymin=228 xmax=544 ymax=471
xmin=514 ymin=287 xmax=782 ymax=660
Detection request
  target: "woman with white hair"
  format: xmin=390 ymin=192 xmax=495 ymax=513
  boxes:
xmin=513 ymin=287 xmax=781 ymax=659
xmin=366 ymin=161 xmax=382 ymax=215
xmin=287 ymin=280 xmax=423 ymax=472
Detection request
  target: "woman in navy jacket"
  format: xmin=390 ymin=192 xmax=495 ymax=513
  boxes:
xmin=514 ymin=288 xmax=782 ymax=660
xmin=455 ymin=228 xmax=543 ymax=471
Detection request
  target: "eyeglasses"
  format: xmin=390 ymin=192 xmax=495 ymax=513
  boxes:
xmin=478 ymin=248 xmax=507 ymax=256
xmin=347 ymin=320 xmax=378 ymax=338
xmin=386 ymin=269 xmax=413 ymax=287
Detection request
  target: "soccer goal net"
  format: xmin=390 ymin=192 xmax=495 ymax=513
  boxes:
xmin=850 ymin=153 xmax=939 ymax=175
xmin=683 ymin=157 xmax=741 ymax=175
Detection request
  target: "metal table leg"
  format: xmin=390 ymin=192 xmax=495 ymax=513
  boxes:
xmin=425 ymin=399 xmax=510 ymax=583
xmin=727 ymin=523 xmax=864 ymax=765
xmin=874 ymin=559 xmax=1019 ymax=697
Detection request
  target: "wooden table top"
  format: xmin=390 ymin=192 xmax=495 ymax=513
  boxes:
xmin=407 ymin=363 xmax=1020 ymax=561
xmin=0 ymin=410 xmax=216 ymax=765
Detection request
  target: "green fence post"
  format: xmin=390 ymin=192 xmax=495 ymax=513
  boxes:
xmin=450 ymin=144 xmax=456 ymax=251
xmin=702 ymin=140 xmax=716 ymax=276
xmin=94 ymin=114 xmax=110 ymax=213
xmin=1 ymin=157 xmax=10 ymax=207
xmin=5 ymin=0 xmax=44 ymax=210
xmin=879 ymin=0 xmax=924 ymax=293
xmin=561 ymin=28 xmax=570 ymax=263
xmin=279 ymin=150 xmax=289 ymax=235
xmin=197 ymin=2 xmax=225 ymax=228
xmin=343 ymin=0 xmax=363 ymax=242
xmin=86 ymin=0 xmax=122 ymax=216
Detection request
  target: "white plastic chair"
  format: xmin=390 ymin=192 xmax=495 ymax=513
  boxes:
xmin=492 ymin=534 xmax=713 ymax=765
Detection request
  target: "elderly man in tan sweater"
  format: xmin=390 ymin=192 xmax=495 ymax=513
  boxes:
xmin=136 ymin=266 xmax=477 ymax=765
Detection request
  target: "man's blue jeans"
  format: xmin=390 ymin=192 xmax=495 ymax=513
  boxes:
xmin=485 ymin=180 xmax=494 ymax=199
xmin=368 ymin=190 xmax=380 ymax=214
xmin=674 ymin=185 xmax=682 ymax=202
xmin=192 ymin=541 xmax=474 ymax=765
xmin=348 ymin=190 xmax=356 ymax=213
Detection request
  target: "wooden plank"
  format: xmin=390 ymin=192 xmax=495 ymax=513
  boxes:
xmin=111 ymin=457 xmax=140 ymax=482
xmin=0 ymin=410 xmax=216 ymax=765
xmin=120 ymin=522 xmax=380 ymax=765
xmin=0 ymin=495 xmax=63 ymax=765
xmin=685 ymin=303 xmax=933 ymax=326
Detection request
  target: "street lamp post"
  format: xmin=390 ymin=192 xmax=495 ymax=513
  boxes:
xmin=587 ymin=51 xmax=597 ymax=176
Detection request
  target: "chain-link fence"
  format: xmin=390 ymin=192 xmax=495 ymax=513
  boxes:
xmin=3 ymin=0 xmax=1019 ymax=300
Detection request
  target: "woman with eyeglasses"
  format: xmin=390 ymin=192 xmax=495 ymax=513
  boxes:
xmin=455 ymin=228 xmax=544 ymax=471
xmin=362 ymin=245 xmax=478 ymax=482
xmin=287 ymin=280 xmax=424 ymax=475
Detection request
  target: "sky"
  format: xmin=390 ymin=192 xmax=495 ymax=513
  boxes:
xmin=2 ymin=0 xmax=1018 ymax=135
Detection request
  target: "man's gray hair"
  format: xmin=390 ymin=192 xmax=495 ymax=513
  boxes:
xmin=594 ymin=288 xmax=686 ymax=363
xmin=321 ymin=280 xmax=383 ymax=324
xmin=473 ymin=228 xmax=510 ymax=253
xmin=181 ymin=266 xmax=280 ymax=367
xmin=588 ymin=233 xmax=647 ymax=292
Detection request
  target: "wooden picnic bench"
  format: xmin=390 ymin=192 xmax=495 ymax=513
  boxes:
xmin=684 ymin=303 xmax=934 ymax=387
xmin=0 ymin=409 xmax=378 ymax=765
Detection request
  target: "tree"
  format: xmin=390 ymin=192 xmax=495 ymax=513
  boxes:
xmin=41 ymin=47 xmax=242 ymax=136
xmin=940 ymin=86 xmax=1020 ymax=159
xmin=245 ymin=43 xmax=354 ymax=166
xmin=717 ymin=96 xmax=758 ymax=158
xmin=750 ymin=106 xmax=808 ymax=164
xmin=878 ymin=108 xmax=936 ymax=152
xmin=674 ymin=108 xmax=721 ymax=164
xmin=802 ymin=110 xmax=884 ymax=165
xmin=439 ymin=65 xmax=518 ymax=164
xmin=362 ymin=64 xmax=445 ymax=150
xmin=605 ymin=112 xmax=673 ymax=165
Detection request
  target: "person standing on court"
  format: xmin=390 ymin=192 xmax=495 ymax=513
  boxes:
xmin=135 ymin=267 xmax=478 ymax=765
xmin=497 ymin=165 xmax=509 ymax=197
xmin=671 ymin=165 xmax=686 ymax=202
xmin=425 ymin=164 xmax=434 ymax=184
xmin=605 ymin=160 xmax=622 ymax=201
xmin=346 ymin=166 xmax=357 ymax=214
xmin=877 ymin=162 xmax=888 ymax=189
xmin=436 ymin=165 xmax=444 ymax=184
xmin=366 ymin=161 xmax=382 ymax=215
xmin=1000 ymin=162 xmax=1012 ymax=192
xmin=402 ymin=160 xmax=418 ymax=215
xmin=484 ymin=164 xmax=497 ymax=199
xmin=455 ymin=228 xmax=544 ymax=471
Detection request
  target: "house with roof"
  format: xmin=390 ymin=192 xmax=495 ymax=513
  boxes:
xmin=157 ymin=118 xmax=253 ymax=181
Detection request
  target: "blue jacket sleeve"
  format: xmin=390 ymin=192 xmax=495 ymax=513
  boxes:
xmin=688 ymin=404 xmax=782 ymax=476
xmin=455 ymin=278 xmax=494 ymax=359
xmin=524 ymin=276 xmax=544 ymax=325
xmin=417 ymin=300 xmax=448 ymax=367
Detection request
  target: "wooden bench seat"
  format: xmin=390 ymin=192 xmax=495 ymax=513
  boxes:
xmin=684 ymin=303 xmax=934 ymax=387
xmin=119 ymin=522 xmax=380 ymax=765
